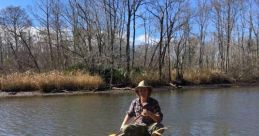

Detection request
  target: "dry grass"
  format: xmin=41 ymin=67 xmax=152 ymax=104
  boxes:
xmin=0 ymin=72 xmax=38 ymax=92
xmin=182 ymin=69 xmax=232 ymax=84
xmin=130 ymin=68 xmax=232 ymax=86
xmin=0 ymin=71 xmax=104 ymax=92
xmin=0 ymin=69 xmax=233 ymax=92
xmin=130 ymin=70 xmax=164 ymax=86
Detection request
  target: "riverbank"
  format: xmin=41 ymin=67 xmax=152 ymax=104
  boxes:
xmin=1 ymin=82 xmax=259 ymax=98
xmin=0 ymin=69 xmax=258 ymax=98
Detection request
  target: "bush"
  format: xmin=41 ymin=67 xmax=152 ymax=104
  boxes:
xmin=65 ymin=63 xmax=88 ymax=72
xmin=99 ymin=68 xmax=127 ymax=84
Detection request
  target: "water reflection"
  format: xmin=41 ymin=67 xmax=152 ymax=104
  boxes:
xmin=0 ymin=87 xmax=259 ymax=136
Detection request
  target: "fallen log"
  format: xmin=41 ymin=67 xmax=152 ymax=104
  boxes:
xmin=169 ymin=83 xmax=182 ymax=89
xmin=112 ymin=87 xmax=133 ymax=90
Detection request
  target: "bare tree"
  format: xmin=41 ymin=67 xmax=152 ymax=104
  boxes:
xmin=131 ymin=0 xmax=143 ymax=69
xmin=0 ymin=6 xmax=32 ymax=71
xmin=0 ymin=0 xmax=258 ymax=84
xmin=212 ymin=0 xmax=225 ymax=71
xmin=125 ymin=0 xmax=143 ymax=79
xmin=147 ymin=0 xmax=166 ymax=81
xmin=34 ymin=0 xmax=55 ymax=69
xmin=195 ymin=0 xmax=210 ymax=69
xmin=164 ymin=0 xmax=185 ymax=81
xmin=0 ymin=35 xmax=3 ymax=68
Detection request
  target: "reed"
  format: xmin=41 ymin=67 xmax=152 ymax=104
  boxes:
xmin=183 ymin=68 xmax=232 ymax=84
xmin=0 ymin=71 xmax=104 ymax=92
xmin=0 ymin=71 xmax=38 ymax=92
xmin=130 ymin=68 xmax=232 ymax=86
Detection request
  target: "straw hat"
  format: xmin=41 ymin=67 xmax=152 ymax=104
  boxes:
xmin=135 ymin=80 xmax=152 ymax=96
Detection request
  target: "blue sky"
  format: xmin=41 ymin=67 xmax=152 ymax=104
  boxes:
xmin=0 ymin=0 xmax=150 ymax=44
xmin=0 ymin=0 xmax=34 ymax=9
xmin=0 ymin=0 xmax=199 ymax=45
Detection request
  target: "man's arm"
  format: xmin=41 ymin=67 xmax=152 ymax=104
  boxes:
xmin=121 ymin=100 xmax=136 ymax=129
xmin=120 ymin=114 xmax=131 ymax=129
xmin=142 ymin=99 xmax=163 ymax=123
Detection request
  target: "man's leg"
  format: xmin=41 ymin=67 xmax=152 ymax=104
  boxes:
xmin=148 ymin=123 xmax=165 ymax=136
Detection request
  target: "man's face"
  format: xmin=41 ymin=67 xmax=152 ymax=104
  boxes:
xmin=138 ymin=88 xmax=149 ymax=99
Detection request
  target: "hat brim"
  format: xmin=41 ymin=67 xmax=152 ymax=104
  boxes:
xmin=135 ymin=86 xmax=152 ymax=89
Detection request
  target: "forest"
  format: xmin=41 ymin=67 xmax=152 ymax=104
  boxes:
xmin=0 ymin=0 xmax=258 ymax=91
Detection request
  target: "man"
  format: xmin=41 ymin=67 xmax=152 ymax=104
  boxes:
xmin=120 ymin=80 xmax=164 ymax=136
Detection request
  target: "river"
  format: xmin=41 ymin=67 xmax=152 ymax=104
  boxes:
xmin=0 ymin=86 xmax=259 ymax=136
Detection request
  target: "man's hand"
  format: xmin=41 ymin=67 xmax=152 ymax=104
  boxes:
xmin=120 ymin=125 xmax=125 ymax=131
xmin=141 ymin=109 xmax=153 ymax=117
xmin=141 ymin=109 xmax=161 ymax=123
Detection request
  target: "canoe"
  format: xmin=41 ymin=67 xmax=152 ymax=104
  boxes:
xmin=109 ymin=126 xmax=167 ymax=136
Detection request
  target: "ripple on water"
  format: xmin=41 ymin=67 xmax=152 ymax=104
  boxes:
xmin=0 ymin=87 xmax=259 ymax=136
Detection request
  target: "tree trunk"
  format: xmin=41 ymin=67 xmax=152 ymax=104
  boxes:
xmin=132 ymin=10 xmax=136 ymax=69
xmin=20 ymin=32 xmax=40 ymax=72
xmin=158 ymin=18 xmax=164 ymax=81
xmin=126 ymin=0 xmax=131 ymax=80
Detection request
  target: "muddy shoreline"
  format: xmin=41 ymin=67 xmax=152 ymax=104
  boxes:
xmin=0 ymin=82 xmax=259 ymax=98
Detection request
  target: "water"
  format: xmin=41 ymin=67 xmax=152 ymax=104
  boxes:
xmin=0 ymin=87 xmax=259 ymax=136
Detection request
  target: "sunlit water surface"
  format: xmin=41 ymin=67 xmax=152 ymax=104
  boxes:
xmin=0 ymin=87 xmax=259 ymax=136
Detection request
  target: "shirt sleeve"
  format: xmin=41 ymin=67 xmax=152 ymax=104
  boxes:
xmin=126 ymin=100 xmax=136 ymax=118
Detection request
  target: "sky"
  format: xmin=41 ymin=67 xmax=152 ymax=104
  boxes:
xmin=0 ymin=0 xmax=160 ymax=44
xmin=0 ymin=0 xmax=34 ymax=9
xmin=0 ymin=0 xmax=197 ymax=45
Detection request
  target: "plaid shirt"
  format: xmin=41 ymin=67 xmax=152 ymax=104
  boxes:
xmin=127 ymin=97 xmax=163 ymax=125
